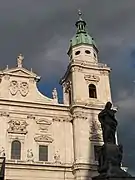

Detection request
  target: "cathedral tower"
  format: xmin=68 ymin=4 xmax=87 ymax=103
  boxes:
xmin=60 ymin=11 xmax=112 ymax=179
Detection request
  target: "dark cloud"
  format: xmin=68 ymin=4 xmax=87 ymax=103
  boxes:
xmin=0 ymin=0 xmax=135 ymax=174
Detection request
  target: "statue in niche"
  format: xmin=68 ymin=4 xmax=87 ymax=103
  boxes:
xmin=0 ymin=147 xmax=5 ymax=157
xmin=27 ymin=149 xmax=34 ymax=162
xmin=98 ymin=101 xmax=118 ymax=144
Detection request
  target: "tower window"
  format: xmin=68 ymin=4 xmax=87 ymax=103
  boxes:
xmin=39 ymin=145 xmax=48 ymax=161
xmin=94 ymin=145 xmax=101 ymax=161
xmin=75 ymin=51 xmax=80 ymax=55
xmin=11 ymin=140 xmax=21 ymax=160
xmin=85 ymin=50 xmax=91 ymax=54
xmin=89 ymin=84 xmax=97 ymax=98
xmin=94 ymin=53 xmax=96 ymax=58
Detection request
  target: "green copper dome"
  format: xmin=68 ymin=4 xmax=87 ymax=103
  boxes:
xmin=69 ymin=11 xmax=98 ymax=51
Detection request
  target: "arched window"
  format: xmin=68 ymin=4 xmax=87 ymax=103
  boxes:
xmin=89 ymin=84 xmax=97 ymax=98
xmin=11 ymin=140 xmax=21 ymax=159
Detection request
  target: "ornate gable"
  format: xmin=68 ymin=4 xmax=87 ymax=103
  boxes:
xmin=3 ymin=67 xmax=39 ymax=79
xmin=0 ymin=54 xmax=54 ymax=104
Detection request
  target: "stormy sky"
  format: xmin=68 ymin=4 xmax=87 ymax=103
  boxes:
xmin=0 ymin=0 xmax=135 ymax=175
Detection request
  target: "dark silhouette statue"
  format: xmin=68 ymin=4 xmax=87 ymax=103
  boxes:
xmin=92 ymin=101 xmax=132 ymax=179
xmin=98 ymin=101 xmax=117 ymax=144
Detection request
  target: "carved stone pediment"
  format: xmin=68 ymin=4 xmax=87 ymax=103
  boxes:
xmin=84 ymin=74 xmax=100 ymax=83
xmin=7 ymin=119 xmax=28 ymax=134
xmin=34 ymin=135 xmax=53 ymax=143
xmin=3 ymin=67 xmax=37 ymax=78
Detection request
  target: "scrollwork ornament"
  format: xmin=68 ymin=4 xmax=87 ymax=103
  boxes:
xmin=19 ymin=82 xmax=29 ymax=96
xmin=9 ymin=80 xmax=18 ymax=95
xmin=7 ymin=119 xmax=28 ymax=134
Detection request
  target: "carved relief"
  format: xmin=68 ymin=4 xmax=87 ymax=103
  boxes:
xmin=100 ymin=71 xmax=109 ymax=76
xmin=4 ymin=75 xmax=10 ymax=80
xmin=64 ymin=81 xmax=71 ymax=93
xmin=7 ymin=119 xmax=28 ymax=134
xmin=84 ymin=74 xmax=100 ymax=84
xmin=73 ymin=112 xmax=87 ymax=120
xmin=19 ymin=82 xmax=29 ymax=97
xmin=27 ymin=114 xmax=35 ymax=120
xmin=0 ymin=111 xmax=9 ymax=117
xmin=54 ymin=151 xmax=61 ymax=163
xmin=27 ymin=149 xmax=34 ymax=162
xmin=34 ymin=134 xmax=53 ymax=143
xmin=36 ymin=119 xmax=52 ymax=133
xmin=89 ymin=119 xmax=102 ymax=141
xmin=9 ymin=80 xmax=18 ymax=95
xmin=71 ymin=66 xmax=82 ymax=72
xmin=52 ymin=116 xmax=72 ymax=122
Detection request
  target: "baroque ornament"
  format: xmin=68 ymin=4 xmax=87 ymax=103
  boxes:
xmin=9 ymin=80 xmax=29 ymax=97
xmin=9 ymin=80 xmax=18 ymax=95
xmin=84 ymin=74 xmax=100 ymax=83
xmin=19 ymin=82 xmax=29 ymax=97
xmin=34 ymin=134 xmax=53 ymax=143
xmin=7 ymin=119 xmax=28 ymax=134
xmin=36 ymin=119 xmax=52 ymax=133
xmin=89 ymin=119 xmax=102 ymax=141
xmin=27 ymin=149 xmax=34 ymax=161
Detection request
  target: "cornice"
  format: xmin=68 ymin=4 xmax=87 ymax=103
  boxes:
xmin=0 ymin=98 xmax=69 ymax=112
xmin=6 ymin=160 xmax=73 ymax=170
xmin=60 ymin=59 xmax=111 ymax=84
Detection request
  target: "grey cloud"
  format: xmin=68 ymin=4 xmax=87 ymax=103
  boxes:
xmin=0 ymin=0 xmax=135 ymax=174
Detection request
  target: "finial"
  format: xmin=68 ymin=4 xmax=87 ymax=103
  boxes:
xmin=17 ymin=53 xmax=24 ymax=68
xmin=6 ymin=65 xmax=8 ymax=70
xmin=78 ymin=9 xmax=82 ymax=20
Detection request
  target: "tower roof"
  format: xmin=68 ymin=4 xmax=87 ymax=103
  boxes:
xmin=68 ymin=10 xmax=98 ymax=53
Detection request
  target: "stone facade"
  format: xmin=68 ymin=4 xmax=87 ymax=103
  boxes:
xmin=0 ymin=14 xmax=113 ymax=180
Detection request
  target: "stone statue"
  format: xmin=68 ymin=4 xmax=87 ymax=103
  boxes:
xmin=17 ymin=54 xmax=24 ymax=68
xmin=93 ymin=102 xmax=132 ymax=179
xmin=98 ymin=101 xmax=117 ymax=144
xmin=52 ymin=88 xmax=58 ymax=103
xmin=0 ymin=147 xmax=5 ymax=157
xmin=27 ymin=149 xmax=34 ymax=162
xmin=54 ymin=151 xmax=61 ymax=163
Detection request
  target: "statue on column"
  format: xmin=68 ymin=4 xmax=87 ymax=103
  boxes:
xmin=93 ymin=101 xmax=132 ymax=179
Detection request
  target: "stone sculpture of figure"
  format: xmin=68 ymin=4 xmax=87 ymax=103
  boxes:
xmin=52 ymin=88 xmax=57 ymax=99
xmin=52 ymin=88 xmax=58 ymax=103
xmin=0 ymin=147 xmax=5 ymax=157
xmin=27 ymin=149 xmax=34 ymax=161
xmin=54 ymin=151 xmax=61 ymax=163
xmin=17 ymin=54 xmax=24 ymax=68
xmin=98 ymin=102 xmax=118 ymax=144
